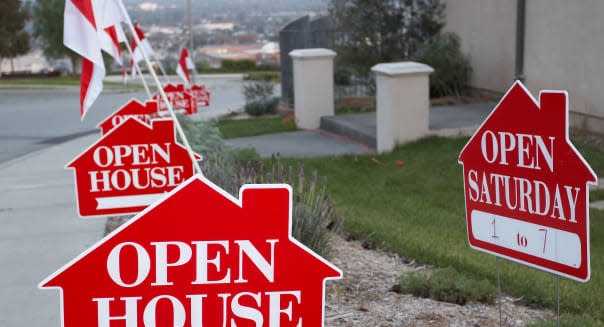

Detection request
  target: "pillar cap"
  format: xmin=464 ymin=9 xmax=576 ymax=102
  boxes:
xmin=371 ymin=61 xmax=434 ymax=76
xmin=289 ymin=48 xmax=337 ymax=60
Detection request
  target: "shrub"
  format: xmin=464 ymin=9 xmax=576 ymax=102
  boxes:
xmin=256 ymin=63 xmax=279 ymax=71
xmin=244 ymin=71 xmax=280 ymax=83
xmin=334 ymin=66 xmax=352 ymax=86
xmin=245 ymin=97 xmax=280 ymax=116
xmin=243 ymin=81 xmax=274 ymax=103
xmin=221 ymin=58 xmax=256 ymax=72
xmin=243 ymin=81 xmax=279 ymax=116
xmin=413 ymin=33 xmax=472 ymax=98
xmin=398 ymin=266 xmax=496 ymax=305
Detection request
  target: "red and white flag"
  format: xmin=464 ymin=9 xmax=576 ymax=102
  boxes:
xmin=176 ymin=47 xmax=195 ymax=86
xmin=130 ymin=22 xmax=154 ymax=78
xmin=100 ymin=25 xmax=127 ymax=82
xmin=63 ymin=0 xmax=127 ymax=119
xmin=134 ymin=22 xmax=154 ymax=56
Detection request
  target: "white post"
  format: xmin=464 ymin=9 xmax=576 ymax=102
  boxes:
xmin=289 ymin=48 xmax=336 ymax=129
xmin=116 ymin=3 xmax=202 ymax=176
xmin=371 ymin=61 xmax=433 ymax=153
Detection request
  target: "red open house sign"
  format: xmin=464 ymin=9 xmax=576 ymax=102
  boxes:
xmin=458 ymin=81 xmax=597 ymax=281
xmin=39 ymin=176 xmax=342 ymax=326
xmin=67 ymin=118 xmax=201 ymax=218
xmin=154 ymin=84 xmax=198 ymax=116
xmin=97 ymin=99 xmax=159 ymax=135
xmin=191 ymin=84 xmax=211 ymax=107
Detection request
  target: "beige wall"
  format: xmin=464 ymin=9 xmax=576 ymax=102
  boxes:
xmin=445 ymin=0 xmax=516 ymax=93
xmin=445 ymin=0 xmax=604 ymax=120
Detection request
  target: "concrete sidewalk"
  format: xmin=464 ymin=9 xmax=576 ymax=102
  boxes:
xmin=225 ymin=130 xmax=371 ymax=158
xmin=0 ymin=134 xmax=106 ymax=327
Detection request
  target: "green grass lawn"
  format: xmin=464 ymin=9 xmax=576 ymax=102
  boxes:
xmin=217 ymin=117 xmax=296 ymax=139
xmin=0 ymin=75 xmax=80 ymax=85
xmin=0 ymin=75 xmax=142 ymax=88
xmin=591 ymin=189 xmax=604 ymax=202
xmin=276 ymin=136 xmax=604 ymax=322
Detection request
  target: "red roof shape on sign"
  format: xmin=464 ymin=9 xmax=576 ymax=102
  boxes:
xmin=163 ymin=83 xmax=183 ymax=93
xmin=39 ymin=176 xmax=342 ymax=327
xmin=96 ymin=98 xmax=158 ymax=135
xmin=458 ymin=81 xmax=597 ymax=183
xmin=68 ymin=118 xmax=200 ymax=168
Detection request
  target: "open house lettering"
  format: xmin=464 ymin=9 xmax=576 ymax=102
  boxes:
xmin=94 ymin=239 xmax=303 ymax=327
xmin=90 ymin=143 xmax=184 ymax=192
xmin=466 ymin=130 xmax=582 ymax=223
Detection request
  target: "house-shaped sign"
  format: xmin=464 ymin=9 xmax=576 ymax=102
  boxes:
xmin=67 ymin=118 xmax=201 ymax=218
xmin=154 ymin=84 xmax=198 ymax=116
xmin=40 ymin=176 xmax=342 ymax=326
xmin=458 ymin=81 xmax=597 ymax=281
xmin=97 ymin=99 xmax=159 ymax=135
xmin=191 ymin=84 xmax=211 ymax=107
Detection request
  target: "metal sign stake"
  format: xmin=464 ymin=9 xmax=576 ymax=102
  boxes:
xmin=497 ymin=256 xmax=502 ymax=327
xmin=556 ymin=275 xmax=560 ymax=327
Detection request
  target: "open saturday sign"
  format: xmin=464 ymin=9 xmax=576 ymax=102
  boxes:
xmin=67 ymin=118 xmax=201 ymax=218
xmin=40 ymin=176 xmax=342 ymax=326
xmin=459 ymin=82 xmax=597 ymax=281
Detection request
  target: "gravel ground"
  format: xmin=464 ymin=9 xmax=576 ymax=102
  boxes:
xmin=325 ymin=236 xmax=553 ymax=327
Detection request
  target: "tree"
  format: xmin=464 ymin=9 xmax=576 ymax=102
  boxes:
xmin=329 ymin=0 xmax=445 ymax=77
xmin=31 ymin=0 xmax=79 ymax=76
xmin=0 ymin=0 xmax=30 ymax=73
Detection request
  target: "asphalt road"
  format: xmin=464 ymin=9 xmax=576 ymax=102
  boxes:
xmin=0 ymin=75 xmax=254 ymax=164
xmin=0 ymin=86 xmax=149 ymax=163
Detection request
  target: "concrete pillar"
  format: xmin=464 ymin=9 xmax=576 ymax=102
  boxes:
xmin=371 ymin=62 xmax=434 ymax=153
xmin=289 ymin=48 xmax=336 ymax=129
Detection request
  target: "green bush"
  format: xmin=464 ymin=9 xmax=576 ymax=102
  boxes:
xmin=221 ymin=58 xmax=256 ymax=72
xmin=244 ymin=71 xmax=280 ymax=83
xmin=413 ymin=33 xmax=472 ymax=98
xmin=243 ymin=81 xmax=279 ymax=116
xmin=243 ymin=81 xmax=274 ymax=103
xmin=334 ymin=67 xmax=352 ymax=86
xmin=245 ymin=97 xmax=280 ymax=116
xmin=398 ymin=266 xmax=497 ymax=305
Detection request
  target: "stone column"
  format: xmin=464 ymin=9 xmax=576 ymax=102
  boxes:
xmin=371 ymin=62 xmax=434 ymax=153
xmin=289 ymin=48 xmax=336 ymax=129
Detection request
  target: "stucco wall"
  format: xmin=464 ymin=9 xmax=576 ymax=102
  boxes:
xmin=445 ymin=0 xmax=516 ymax=93
xmin=524 ymin=0 xmax=604 ymax=118
xmin=445 ymin=0 xmax=604 ymax=120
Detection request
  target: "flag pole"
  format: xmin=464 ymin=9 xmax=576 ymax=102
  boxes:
xmin=122 ymin=37 xmax=152 ymax=99
xmin=187 ymin=0 xmax=197 ymax=85
xmin=191 ymin=50 xmax=200 ymax=86
xmin=117 ymin=2 xmax=202 ymax=176
xmin=154 ymin=58 xmax=171 ymax=84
